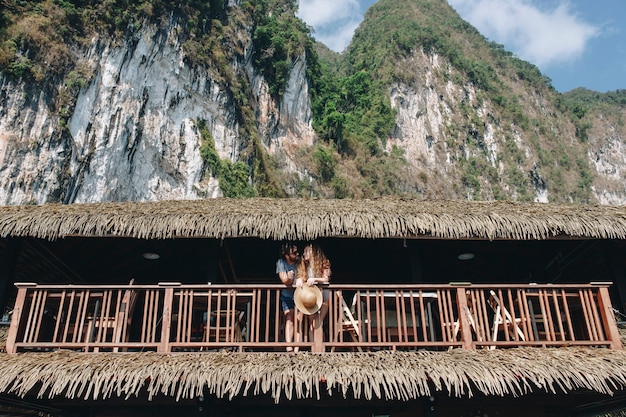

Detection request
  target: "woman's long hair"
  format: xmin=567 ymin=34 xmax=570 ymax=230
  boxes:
xmin=297 ymin=243 xmax=331 ymax=279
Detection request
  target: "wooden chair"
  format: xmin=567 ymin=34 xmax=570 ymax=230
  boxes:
xmin=452 ymin=306 xmax=478 ymax=340
xmin=113 ymin=279 xmax=138 ymax=351
xmin=341 ymin=296 xmax=362 ymax=342
xmin=385 ymin=308 xmax=417 ymax=343
xmin=205 ymin=310 xmax=244 ymax=343
xmin=332 ymin=293 xmax=365 ymax=351
xmin=488 ymin=290 xmax=525 ymax=343
xmin=88 ymin=279 xmax=137 ymax=352
xmin=526 ymin=294 xmax=569 ymax=342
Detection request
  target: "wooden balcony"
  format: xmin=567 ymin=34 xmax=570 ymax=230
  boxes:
xmin=5 ymin=282 xmax=622 ymax=353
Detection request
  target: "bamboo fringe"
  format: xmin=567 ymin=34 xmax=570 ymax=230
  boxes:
xmin=0 ymin=348 xmax=625 ymax=403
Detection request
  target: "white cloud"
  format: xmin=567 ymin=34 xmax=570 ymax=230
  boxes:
xmin=297 ymin=0 xmax=362 ymax=52
xmin=297 ymin=0 xmax=359 ymax=27
xmin=447 ymin=0 xmax=598 ymax=68
xmin=313 ymin=20 xmax=362 ymax=52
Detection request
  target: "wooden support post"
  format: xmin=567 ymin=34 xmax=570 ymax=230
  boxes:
xmin=312 ymin=312 xmax=324 ymax=352
xmin=158 ymin=283 xmax=177 ymax=353
xmin=6 ymin=283 xmax=35 ymax=354
xmin=456 ymin=287 xmax=474 ymax=350
xmin=597 ymin=286 xmax=623 ymax=350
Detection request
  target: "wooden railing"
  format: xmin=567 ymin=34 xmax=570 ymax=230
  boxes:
xmin=5 ymin=282 xmax=622 ymax=353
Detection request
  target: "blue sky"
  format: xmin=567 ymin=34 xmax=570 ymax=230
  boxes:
xmin=297 ymin=0 xmax=625 ymax=93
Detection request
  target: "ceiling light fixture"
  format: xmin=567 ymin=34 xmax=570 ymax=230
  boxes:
xmin=457 ymin=252 xmax=475 ymax=261
xmin=142 ymin=252 xmax=160 ymax=260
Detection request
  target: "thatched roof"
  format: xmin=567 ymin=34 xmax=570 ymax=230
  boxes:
xmin=0 ymin=198 xmax=625 ymax=241
xmin=0 ymin=348 xmax=625 ymax=403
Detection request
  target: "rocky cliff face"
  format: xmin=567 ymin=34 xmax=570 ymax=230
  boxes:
xmin=586 ymin=114 xmax=626 ymax=205
xmin=385 ymin=50 xmax=626 ymax=204
xmin=0 ymin=9 xmax=624 ymax=205
xmin=0 ymin=19 xmax=316 ymax=205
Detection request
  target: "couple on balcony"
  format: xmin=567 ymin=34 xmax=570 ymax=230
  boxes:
xmin=276 ymin=242 xmax=332 ymax=352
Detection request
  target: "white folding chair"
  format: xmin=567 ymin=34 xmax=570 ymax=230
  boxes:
xmin=489 ymin=290 xmax=525 ymax=343
xmin=332 ymin=293 xmax=365 ymax=351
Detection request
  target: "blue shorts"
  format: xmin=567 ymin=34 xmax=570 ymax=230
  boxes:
xmin=280 ymin=289 xmax=295 ymax=312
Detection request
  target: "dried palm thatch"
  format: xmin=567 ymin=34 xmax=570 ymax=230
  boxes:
xmin=0 ymin=198 xmax=625 ymax=241
xmin=620 ymin=325 xmax=626 ymax=346
xmin=600 ymin=411 xmax=626 ymax=417
xmin=0 ymin=348 xmax=625 ymax=403
xmin=0 ymin=327 xmax=6 ymax=353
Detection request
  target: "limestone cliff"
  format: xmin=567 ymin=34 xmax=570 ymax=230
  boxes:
xmin=0 ymin=0 xmax=624 ymax=205
xmin=385 ymin=50 xmax=626 ymax=204
xmin=0 ymin=17 xmax=315 ymax=204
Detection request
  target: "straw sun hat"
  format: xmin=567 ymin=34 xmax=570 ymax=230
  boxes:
xmin=294 ymin=285 xmax=323 ymax=315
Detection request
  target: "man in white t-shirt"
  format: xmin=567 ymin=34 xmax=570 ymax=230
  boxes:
xmin=276 ymin=242 xmax=300 ymax=352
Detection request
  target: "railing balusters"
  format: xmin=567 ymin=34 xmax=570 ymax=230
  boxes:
xmin=77 ymin=290 xmax=89 ymax=349
xmin=580 ymin=289 xmax=598 ymax=341
xmin=63 ymin=291 xmax=75 ymax=343
xmin=184 ymin=290 xmax=193 ymax=342
xmin=588 ymin=288 xmax=605 ymax=341
xmin=393 ymin=291 xmax=403 ymax=345
xmin=142 ymin=289 xmax=159 ymax=345
xmin=475 ymin=290 xmax=490 ymax=342
xmin=520 ymin=290 xmax=533 ymax=341
xmin=560 ymin=290 xmax=575 ymax=342
xmin=438 ymin=289 xmax=452 ymax=342
xmin=23 ymin=289 xmax=40 ymax=344
xmin=175 ymin=290 xmax=183 ymax=343
xmin=151 ymin=290 xmax=161 ymax=343
xmin=362 ymin=291 xmax=372 ymax=345
xmin=496 ymin=289 xmax=510 ymax=341
xmin=545 ymin=290 xmax=558 ymax=341
xmin=143 ymin=290 xmax=151 ymax=344
xmin=266 ymin=290 xmax=273 ymax=345
xmin=519 ymin=289 xmax=530 ymax=341
xmin=368 ymin=290 xmax=380 ymax=343
xmin=52 ymin=290 xmax=65 ymax=343
xmin=409 ymin=291 xmax=418 ymax=343
xmin=5 ymin=283 xmax=623 ymax=353
xmin=551 ymin=290 xmax=565 ymax=342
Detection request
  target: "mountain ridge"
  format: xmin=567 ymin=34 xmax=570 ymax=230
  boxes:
xmin=0 ymin=0 xmax=624 ymax=204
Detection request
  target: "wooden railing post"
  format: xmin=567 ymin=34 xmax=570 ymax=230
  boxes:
xmin=6 ymin=283 xmax=35 ymax=354
xmin=158 ymin=283 xmax=177 ymax=353
xmin=455 ymin=287 xmax=475 ymax=350
xmin=312 ymin=313 xmax=324 ymax=352
xmin=596 ymin=285 xmax=623 ymax=350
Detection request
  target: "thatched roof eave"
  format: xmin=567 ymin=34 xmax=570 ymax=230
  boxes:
xmin=0 ymin=198 xmax=625 ymax=241
xmin=0 ymin=348 xmax=625 ymax=403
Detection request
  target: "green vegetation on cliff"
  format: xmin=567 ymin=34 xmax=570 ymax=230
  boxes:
xmin=326 ymin=0 xmax=608 ymax=203
xmin=0 ymin=0 xmax=225 ymax=81
xmin=0 ymin=0 xmax=299 ymax=197
xmin=1 ymin=0 xmax=623 ymax=202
